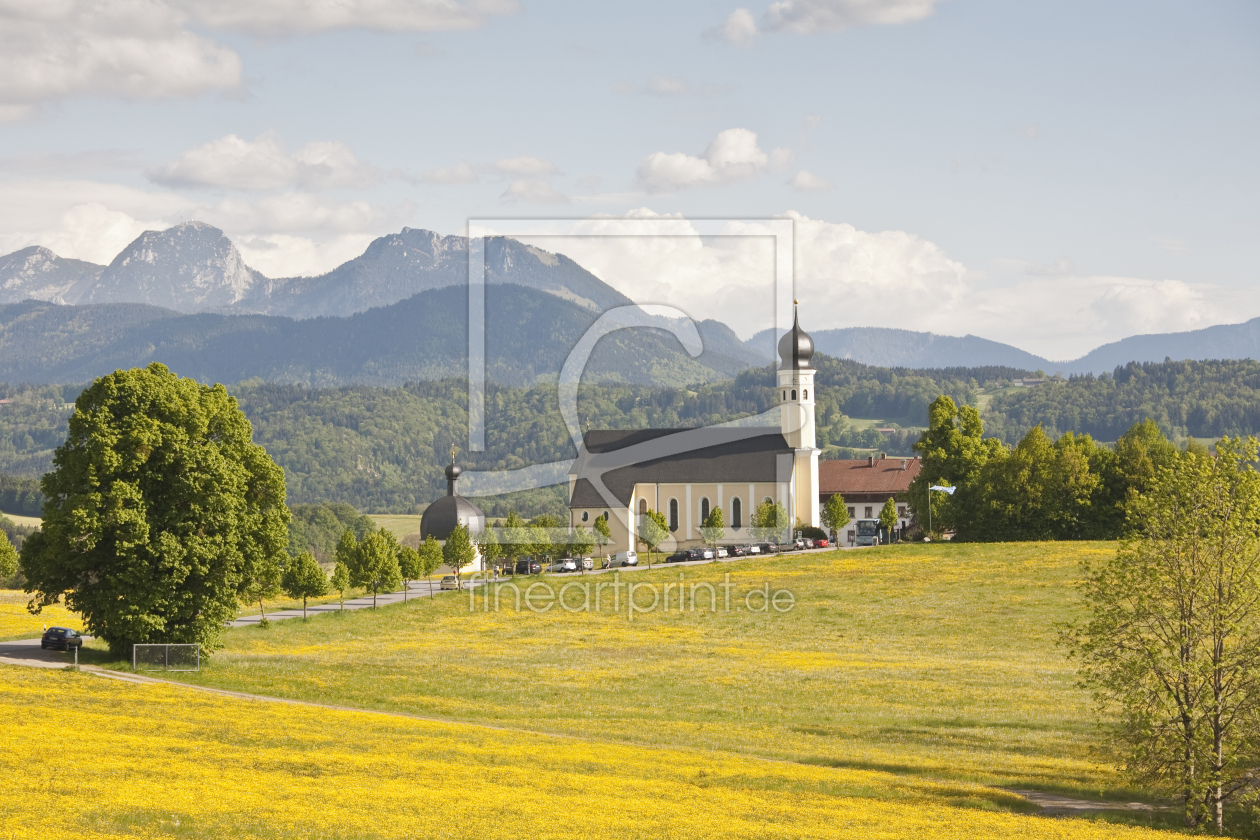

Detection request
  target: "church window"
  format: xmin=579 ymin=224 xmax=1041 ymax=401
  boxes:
xmin=581 ymin=511 xmax=588 ymax=522
xmin=700 ymin=497 xmax=710 ymax=523
xmin=782 ymin=390 xmax=786 ymax=400
xmin=731 ymin=497 xmax=742 ymax=529
xmin=803 ymin=389 xmax=808 ymax=399
xmin=668 ymin=499 xmax=678 ymax=531
xmin=639 ymin=499 xmax=647 ymax=514
xmin=791 ymin=389 xmax=797 ymax=400
xmin=763 ymin=496 xmax=773 ymax=506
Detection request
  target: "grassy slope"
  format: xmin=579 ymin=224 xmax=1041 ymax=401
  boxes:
xmin=1 ymin=665 xmax=1176 ymax=840
xmin=128 ymin=543 xmax=1170 ymax=815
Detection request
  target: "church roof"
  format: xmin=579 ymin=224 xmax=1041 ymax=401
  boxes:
xmin=420 ymin=460 xmax=486 ymax=540
xmin=778 ymin=304 xmax=815 ymax=371
xmin=569 ymin=427 xmax=793 ymax=508
xmin=818 ymin=456 xmax=921 ymax=496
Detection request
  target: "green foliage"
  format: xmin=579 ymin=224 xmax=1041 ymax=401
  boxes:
xmin=566 ymin=525 xmax=595 ymax=560
xmin=349 ymin=530 xmax=402 ymax=608
xmin=909 ymin=396 xmax=1004 ymax=532
xmin=592 ymin=514 xmax=611 ymax=552
xmin=1067 ymin=437 xmax=1260 ymax=832
xmin=529 ymin=513 xmax=561 ymax=561
xmin=0 ymin=529 xmax=17 ymax=581
xmin=499 ymin=511 xmax=530 ymax=562
xmin=475 ymin=526 xmax=503 ymax=569
xmin=416 ymin=535 xmax=443 ymax=592
xmin=700 ymin=505 xmax=725 ymax=549
xmin=398 ymin=545 xmax=422 ymax=584
xmin=985 ymin=359 xmax=1260 ymax=443
xmin=878 ymin=498 xmax=898 ymax=534
xmin=288 ymin=502 xmax=375 ymax=563
xmin=638 ymin=509 xmax=668 ymax=554
xmin=18 ymin=363 xmax=290 ymax=657
xmin=442 ymin=523 xmax=476 ymax=578
xmin=820 ymin=493 xmax=850 ymax=535
xmin=329 ymin=560 xmax=350 ymax=608
xmin=750 ymin=500 xmax=789 ymax=543
xmin=0 ymin=473 xmax=44 ymax=517
xmin=281 ymin=550 xmax=329 ymax=619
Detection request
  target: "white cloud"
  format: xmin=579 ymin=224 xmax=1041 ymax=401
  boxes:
xmin=172 ymin=0 xmax=519 ymax=36
xmin=635 ymin=128 xmax=793 ymax=193
xmin=147 ymin=132 xmax=379 ymax=191
xmin=492 ymin=156 xmax=560 ymax=177
xmin=421 ymin=160 xmax=479 ymax=184
xmin=500 ymin=180 xmax=569 ymax=204
xmin=762 ymin=0 xmax=941 ymax=33
xmin=0 ymin=0 xmax=242 ymax=121
xmin=198 ymin=192 xmax=391 ymax=234
xmin=233 ymin=233 xmax=376 ymax=278
xmin=716 ymin=9 xmax=758 ymax=45
xmin=788 ymin=170 xmax=832 ymax=192
xmin=647 ymin=75 xmax=689 ymax=96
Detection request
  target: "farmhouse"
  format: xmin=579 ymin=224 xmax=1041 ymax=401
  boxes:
xmin=819 ymin=454 xmax=921 ymax=545
xmin=568 ymin=307 xmax=821 ymax=553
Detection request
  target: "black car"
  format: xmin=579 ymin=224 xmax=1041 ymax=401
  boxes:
xmin=665 ymin=551 xmax=690 ymax=563
xmin=512 ymin=559 xmax=543 ymax=575
xmin=41 ymin=627 xmax=83 ymax=652
xmin=758 ymin=542 xmax=778 ymax=554
xmin=728 ymin=545 xmax=747 ymax=557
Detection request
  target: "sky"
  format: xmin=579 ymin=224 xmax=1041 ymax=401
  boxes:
xmin=0 ymin=0 xmax=1256 ymax=360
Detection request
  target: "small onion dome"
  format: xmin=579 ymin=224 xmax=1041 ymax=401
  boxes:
xmin=420 ymin=460 xmax=485 ymax=541
xmin=778 ymin=303 xmax=814 ymax=371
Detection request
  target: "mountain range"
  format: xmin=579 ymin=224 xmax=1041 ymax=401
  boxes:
xmin=3 ymin=221 xmax=1259 ymax=382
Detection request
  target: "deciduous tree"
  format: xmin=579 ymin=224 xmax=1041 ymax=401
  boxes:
xmin=592 ymin=514 xmax=612 ymax=560
xmin=821 ymin=494 xmax=850 ymax=541
xmin=443 ymin=523 xmax=476 ymax=589
xmin=330 ymin=559 xmax=350 ymax=609
xmin=700 ymin=506 xmax=725 ymax=554
xmin=638 ymin=509 xmax=668 ymax=563
xmin=878 ymin=498 xmax=898 ymax=541
xmin=281 ymin=550 xmax=328 ymax=619
xmin=398 ymin=545 xmax=421 ymax=602
xmin=751 ymin=500 xmax=789 ymax=545
xmin=19 ymin=363 xmax=290 ymax=656
xmin=350 ymin=530 xmax=401 ymax=609
xmin=417 ymin=535 xmax=443 ymax=595
xmin=0 ymin=532 xmax=17 ymax=581
xmin=1067 ymin=437 xmax=1260 ymax=832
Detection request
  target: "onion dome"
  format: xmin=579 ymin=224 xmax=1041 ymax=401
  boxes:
xmin=420 ymin=458 xmax=485 ymax=541
xmin=777 ymin=301 xmax=815 ymax=371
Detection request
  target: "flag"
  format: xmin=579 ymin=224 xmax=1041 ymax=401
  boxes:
xmin=929 ymin=485 xmax=956 ymax=495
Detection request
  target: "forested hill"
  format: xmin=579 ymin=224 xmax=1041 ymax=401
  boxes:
xmin=983 ymin=359 xmax=1260 ymax=442
xmin=4 ymin=357 xmax=1257 ymax=514
xmin=0 ymin=285 xmax=760 ymax=388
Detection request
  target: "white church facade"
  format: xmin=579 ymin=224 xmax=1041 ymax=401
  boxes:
xmin=567 ymin=306 xmax=821 ymax=553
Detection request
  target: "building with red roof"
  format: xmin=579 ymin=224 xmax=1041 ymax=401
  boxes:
xmin=819 ymin=454 xmax=921 ymax=544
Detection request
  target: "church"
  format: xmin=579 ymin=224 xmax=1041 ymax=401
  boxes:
xmin=566 ymin=305 xmax=821 ymax=554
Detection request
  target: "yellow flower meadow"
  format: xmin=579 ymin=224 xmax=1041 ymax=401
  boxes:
xmin=0 ymin=666 xmax=1171 ymax=840
xmin=0 ymin=589 xmax=80 ymax=640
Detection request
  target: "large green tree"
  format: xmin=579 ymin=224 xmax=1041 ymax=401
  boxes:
xmin=909 ymin=395 xmax=1004 ymax=532
xmin=751 ymin=500 xmax=789 ymax=544
xmin=19 ymin=364 xmax=289 ymax=657
xmin=349 ymin=530 xmax=402 ymax=609
xmin=821 ymin=494 xmax=850 ymax=541
xmin=1068 ymin=438 xmax=1260 ymax=832
xmin=0 ymin=531 xmax=17 ymax=581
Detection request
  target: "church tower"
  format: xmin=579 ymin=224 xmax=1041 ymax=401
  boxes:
xmin=778 ymin=302 xmax=821 ymax=528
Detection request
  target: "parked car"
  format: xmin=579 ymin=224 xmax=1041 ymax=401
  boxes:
xmin=728 ymin=545 xmax=746 ymax=557
xmin=547 ymin=559 xmax=579 ymax=573
xmin=803 ymin=538 xmax=815 ymax=549
xmin=745 ymin=544 xmax=761 ymax=555
xmin=41 ymin=627 xmax=83 ymax=652
xmin=607 ymin=550 xmax=639 ymax=568
xmin=815 ymin=538 xmax=829 ymax=548
xmin=578 ymin=558 xmax=594 ymax=571
xmin=715 ymin=547 xmax=729 ymax=559
xmin=758 ymin=542 xmax=778 ymax=554
xmin=665 ymin=550 xmax=690 ymax=563
xmin=439 ymin=575 xmax=459 ymax=590
xmin=512 ymin=559 xmax=543 ymax=575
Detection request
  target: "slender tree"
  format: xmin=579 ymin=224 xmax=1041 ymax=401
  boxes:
xmin=443 ymin=523 xmax=476 ymax=590
xmin=567 ymin=525 xmax=595 ymax=572
xmin=1066 ymin=437 xmax=1260 ymax=832
xmin=417 ymin=535 xmax=443 ymax=596
xmin=0 ymin=532 xmax=17 ymax=582
xmin=476 ymin=526 xmax=503 ymax=575
xmin=700 ymin=505 xmax=726 ymax=555
xmin=19 ymin=363 xmax=290 ymax=656
xmin=398 ymin=545 xmax=422 ymax=602
xmin=821 ymin=494 xmax=850 ymax=543
xmin=592 ymin=514 xmax=612 ymax=562
xmin=638 ymin=509 xmax=668 ymax=565
xmin=330 ymin=560 xmax=350 ymax=610
xmin=349 ymin=530 xmax=401 ymax=609
xmin=281 ymin=550 xmax=329 ymax=619
xmin=751 ymin=500 xmax=789 ymax=545
xmin=500 ymin=510 xmax=529 ymax=568
xmin=878 ymin=497 xmax=899 ymax=543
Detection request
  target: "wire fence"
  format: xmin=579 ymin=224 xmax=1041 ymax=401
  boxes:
xmin=132 ymin=643 xmax=200 ymax=672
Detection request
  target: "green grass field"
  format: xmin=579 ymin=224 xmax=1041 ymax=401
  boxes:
xmin=0 ymin=512 xmax=41 ymax=529
xmin=81 ymin=540 xmax=1199 ymax=834
xmin=368 ymin=513 xmax=423 ymax=540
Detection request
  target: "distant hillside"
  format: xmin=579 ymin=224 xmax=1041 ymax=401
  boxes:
xmin=1066 ymin=317 xmax=1260 ymax=374
xmin=0 ymin=286 xmax=762 ymax=389
xmin=747 ymin=325 xmax=1054 ymax=371
xmin=0 ymin=246 xmax=103 ymax=306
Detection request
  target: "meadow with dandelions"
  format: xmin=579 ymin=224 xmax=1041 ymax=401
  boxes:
xmin=3 ymin=542 xmax=1197 ymax=836
xmin=1 ymin=665 xmax=1174 ymax=840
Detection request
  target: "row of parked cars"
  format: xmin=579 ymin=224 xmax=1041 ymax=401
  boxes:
xmin=485 ymin=536 xmax=832 ymax=577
